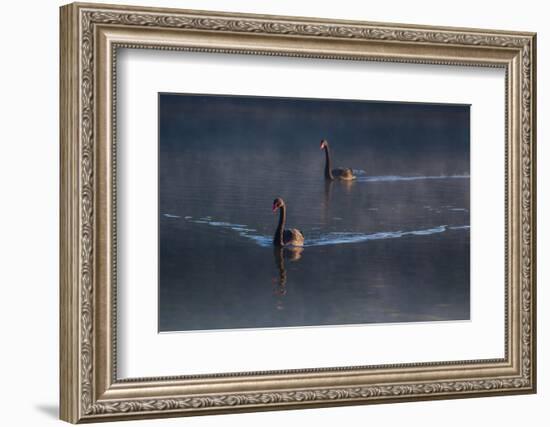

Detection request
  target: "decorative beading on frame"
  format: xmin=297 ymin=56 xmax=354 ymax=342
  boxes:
xmin=78 ymin=8 xmax=534 ymax=417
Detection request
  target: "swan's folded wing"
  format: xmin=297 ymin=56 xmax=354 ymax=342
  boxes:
xmin=333 ymin=167 xmax=356 ymax=179
xmin=283 ymin=228 xmax=305 ymax=246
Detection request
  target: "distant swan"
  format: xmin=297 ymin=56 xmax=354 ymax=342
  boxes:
xmin=272 ymin=198 xmax=305 ymax=247
xmin=320 ymin=139 xmax=356 ymax=180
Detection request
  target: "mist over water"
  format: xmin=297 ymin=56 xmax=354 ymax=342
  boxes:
xmin=159 ymin=93 xmax=470 ymax=332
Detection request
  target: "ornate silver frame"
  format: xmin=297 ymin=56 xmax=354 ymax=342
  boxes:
xmin=60 ymin=2 xmax=536 ymax=423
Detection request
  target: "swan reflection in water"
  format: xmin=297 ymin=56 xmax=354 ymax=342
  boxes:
xmin=321 ymin=179 xmax=356 ymax=225
xmin=324 ymin=176 xmax=356 ymax=203
xmin=272 ymin=246 xmax=303 ymax=310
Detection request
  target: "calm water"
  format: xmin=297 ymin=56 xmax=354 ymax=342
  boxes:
xmin=159 ymin=94 xmax=470 ymax=332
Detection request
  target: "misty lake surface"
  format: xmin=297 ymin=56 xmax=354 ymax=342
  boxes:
xmin=159 ymin=94 xmax=470 ymax=332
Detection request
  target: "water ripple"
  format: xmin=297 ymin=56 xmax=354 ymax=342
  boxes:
xmin=356 ymin=174 xmax=470 ymax=183
xmin=169 ymin=215 xmax=469 ymax=248
xmin=305 ymin=225 xmax=448 ymax=247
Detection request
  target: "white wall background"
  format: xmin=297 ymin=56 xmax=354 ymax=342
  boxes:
xmin=0 ymin=0 xmax=545 ymax=426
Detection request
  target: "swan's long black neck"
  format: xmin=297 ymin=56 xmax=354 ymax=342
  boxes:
xmin=323 ymin=146 xmax=334 ymax=180
xmin=273 ymin=205 xmax=286 ymax=246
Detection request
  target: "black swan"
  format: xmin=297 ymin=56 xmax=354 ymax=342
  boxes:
xmin=320 ymin=139 xmax=356 ymax=180
xmin=272 ymin=197 xmax=305 ymax=247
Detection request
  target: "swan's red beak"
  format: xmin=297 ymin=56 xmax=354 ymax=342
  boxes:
xmin=272 ymin=203 xmax=278 ymax=212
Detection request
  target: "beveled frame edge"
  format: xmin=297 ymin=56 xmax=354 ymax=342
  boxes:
xmin=59 ymin=2 xmax=536 ymax=423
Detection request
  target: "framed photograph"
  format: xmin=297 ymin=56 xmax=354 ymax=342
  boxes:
xmin=60 ymin=2 xmax=537 ymax=423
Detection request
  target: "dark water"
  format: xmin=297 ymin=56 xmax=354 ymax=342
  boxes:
xmin=159 ymin=94 xmax=470 ymax=332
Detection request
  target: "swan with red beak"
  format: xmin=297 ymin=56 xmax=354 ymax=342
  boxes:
xmin=320 ymin=139 xmax=356 ymax=181
xmin=272 ymin=197 xmax=304 ymax=247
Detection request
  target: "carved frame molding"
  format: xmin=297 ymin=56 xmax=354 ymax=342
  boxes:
xmin=60 ymin=2 xmax=536 ymax=423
